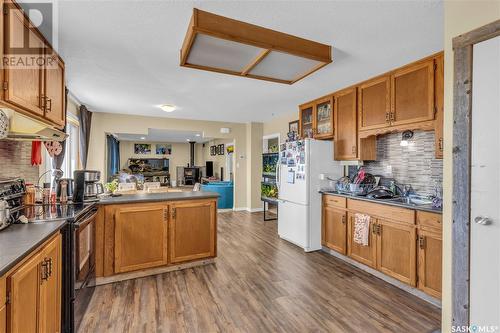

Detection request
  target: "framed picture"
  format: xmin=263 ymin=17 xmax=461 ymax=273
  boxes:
xmin=134 ymin=143 xmax=151 ymax=154
xmin=155 ymin=144 xmax=172 ymax=155
xmin=218 ymin=144 xmax=225 ymax=155
xmin=289 ymin=120 xmax=299 ymax=134
xmin=210 ymin=145 xmax=216 ymax=156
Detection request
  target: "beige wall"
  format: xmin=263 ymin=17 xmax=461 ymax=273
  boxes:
xmin=263 ymin=111 xmax=298 ymax=142
xmin=118 ymin=141 xmax=195 ymax=182
xmin=442 ymin=1 xmax=500 ymax=331
xmin=198 ymin=138 xmax=234 ymax=181
xmin=87 ymin=112 xmax=258 ymax=209
xmin=246 ymin=122 xmax=263 ymax=211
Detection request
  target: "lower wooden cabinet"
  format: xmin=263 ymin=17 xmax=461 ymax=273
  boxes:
xmin=0 ymin=303 xmax=5 ymax=333
xmin=7 ymin=233 xmax=61 ymax=333
xmin=347 ymin=212 xmax=377 ymax=268
xmin=114 ymin=204 xmax=169 ymax=273
xmin=322 ymin=206 xmax=347 ymax=254
xmin=376 ymin=220 xmax=417 ymax=286
xmin=417 ymin=228 xmax=442 ymax=298
xmin=169 ymin=200 xmax=217 ymax=264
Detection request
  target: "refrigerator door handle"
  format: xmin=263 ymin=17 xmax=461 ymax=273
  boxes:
xmin=276 ymin=161 xmax=281 ymax=191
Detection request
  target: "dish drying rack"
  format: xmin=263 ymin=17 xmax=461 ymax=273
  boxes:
xmin=334 ymin=176 xmax=376 ymax=196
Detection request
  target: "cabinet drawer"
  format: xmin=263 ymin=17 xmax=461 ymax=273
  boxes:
xmin=323 ymin=195 xmax=346 ymax=208
xmin=0 ymin=276 xmax=4 ymax=305
xmin=347 ymin=199 xmax=415 ymax=224
xmin=416 ymin=211 xmax=442 ymax=230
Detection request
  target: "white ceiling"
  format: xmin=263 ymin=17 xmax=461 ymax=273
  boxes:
xmin=114 ymin=129 xmax=211 ymax=143
xmin=32 ymin=0 xmax=443 ymax=123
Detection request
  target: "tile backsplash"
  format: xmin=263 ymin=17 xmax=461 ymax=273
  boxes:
xmin=0 ymin=141 xmax=39 ymax=184
xmin=353 ymin=130 xmax=443 ymax=196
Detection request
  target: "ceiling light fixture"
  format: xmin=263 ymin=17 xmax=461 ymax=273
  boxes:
xmin=159 ymin=104 xmax=176 ymax=112
xmin=400 ymin=130 xmax=414 ymax=147
xmin=140 ymin=137 xmax=146 ymax=140
xmin=196 ymin=134 xmax=201 ymax=137
xmin=180 ymin=9 xmax=332 ymax=84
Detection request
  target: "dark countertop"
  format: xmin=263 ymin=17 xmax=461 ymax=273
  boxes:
xmin=98 ymin=190 xmax=220 ymax=205
xmin=0 ymin=220 xmax=67 ymax=276
xmin=320 ymin=190 xmax=442 ymax=214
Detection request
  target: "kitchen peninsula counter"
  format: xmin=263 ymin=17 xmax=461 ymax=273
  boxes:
xmin=96 ymin=191 xmax=219 ymax=283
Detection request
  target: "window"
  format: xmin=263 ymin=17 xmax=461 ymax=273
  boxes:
xmin=43 ymin=114 xmax=81 ymax=181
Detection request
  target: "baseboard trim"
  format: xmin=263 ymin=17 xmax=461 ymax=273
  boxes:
xmin=231 ymin=207 xmax=263 ymax=213
xmin=95 ymin=258 xmax=216 ymax=285
xmin=322 ymin=247 xmax=441 ymax=308
xmin=232 ymin=207 xmax=247 ymax=212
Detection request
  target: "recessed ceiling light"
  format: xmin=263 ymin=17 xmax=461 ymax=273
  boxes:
xmin=140 ymin=137 xmax=146 ymax=140
xmin=196 ymin=134 xmax=201 ymax=137
xmin=159 ymin=104 xmax=176 ymax=112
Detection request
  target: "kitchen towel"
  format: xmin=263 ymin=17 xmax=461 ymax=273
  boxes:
xmin=31 ymin=141 xmax=42 ymax=166
xmin=354 ymin=213 xmax=371 ymax=246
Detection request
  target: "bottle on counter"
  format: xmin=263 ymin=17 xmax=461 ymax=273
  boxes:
xmin=59 ymin=180 xmax=68 ymax=204
xmin=42 ymin=182 xmax=51 ymax=205
xmin=24 ymin=184 xmax=36 ymax=205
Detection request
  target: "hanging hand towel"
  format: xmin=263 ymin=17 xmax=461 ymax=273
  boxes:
xmin=354 ymin=213 xmax=371 ymax=246
xmin=31 ymin=141 xmax=42 ymax=166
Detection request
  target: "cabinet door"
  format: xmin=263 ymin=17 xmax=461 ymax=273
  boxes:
xmin=39 ymin=234 xmax=62 ymax=333
xmin=322 ymin=206 xmax=346 ymax=254
xmin=376 ymin=220 xmax=417 ymax=286
xmin=314 ymin=97 xmax=334 ymax=139
xmin=170 ymin=200 xmax=216 ymax=264
xmin=358 ymin=75 xmax=391 ymax=131
xmin=417 ymin=229 xmax=442 ymax=298
xmin=391 ymin=60 xmax=435 ymax=126
xmin=0 ymin=304 xmax=6 ymax=333
xmin=299 ymin=104 xmax=314 ymax=139
xmin=3 ymin=6 xmax=45 ymax=116
xmin=8 ymin=251 xmax=42 ymax=333
xmin=114 ymin=205 xmax=168 ymax=273
xmin=334 ymin=88 xmax=357 ymax=160
xmin=434 ymin=55 xmax=444 ymax=159
xmin=44 ymin=51 xmax=65 ymax=129
xmin=347 ymin=212 xmax=377 ymax=268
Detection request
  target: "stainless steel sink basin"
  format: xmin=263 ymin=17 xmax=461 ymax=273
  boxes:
xmin=385 ymin=196 xmax=433 ymax=206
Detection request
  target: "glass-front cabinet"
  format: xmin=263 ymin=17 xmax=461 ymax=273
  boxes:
xmin=299 ymin=96 xmax=334 ymax=140
xmin=299 ymin=103 xmax=314 ymax=139
xmin=314 ymin=96 xmax=334 ymax=139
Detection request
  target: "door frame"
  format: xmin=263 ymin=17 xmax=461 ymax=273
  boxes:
xmin=452 ymin=19 xmax=500 ymax=327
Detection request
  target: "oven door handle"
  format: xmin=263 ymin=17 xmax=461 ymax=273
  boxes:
xmin=74 ymin=208 xmax=98 ymax=229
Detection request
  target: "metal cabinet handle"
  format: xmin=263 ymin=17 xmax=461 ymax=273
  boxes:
xmin=342 ymin=215 xmax=346 ymax=224
xmin=46 ymin=98 xmax=52 ymax=112
xmin=419 ymin=236 xmax=425 ymax=249
xmin=351 ymin=145 xmax=357 ymax=154
xmin=377 ymin=224 xmax=381 ymax=235
xmin=385 ymin=112 xmax=390 ymax=123
xmin=438 ymin=138 xmax=443 ymax=151
xmin=372 ymin=223 xmax=377 ymax=234
xmin=171 ymin=207 xmax=176 ymax=219
xmin=390 ymin=112 xmax=395 ymax=122
xmin=40 ymin=259 xmax=49 ymax=283
xmin=474 ymin=216 xmax=492 ymax=225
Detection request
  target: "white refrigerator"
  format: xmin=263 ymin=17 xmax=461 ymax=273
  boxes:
xmin=277 ymin=139 xmax=343 ymax=252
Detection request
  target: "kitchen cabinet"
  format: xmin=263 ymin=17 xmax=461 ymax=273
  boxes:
xmin=44 ymin=50 xmax=66 ymax=128
xmin=417 ymin=228 xmax=442 ymax=298
xmin=434 ymin=54 xmax=444 ymax=159
xmin=0 ymin=276 xmax=5 ymax=333
xmin=169 ymin=200 xmax=217 ymax=264
xmin=358 ymin=75 xmax=391 ymax=131
xmin=0 ymin=304 xmax=5 ymax=333
xmin=299 ymin=96 xmax=334 ymax=140
xmin=314 ymin=96 xmax=334 ymax=139
xmin=391 ymin=59 xmax=435 ymax=126
xmin=322 ymin=202 xmax=347 ymax=254
xmin=376 ymin=220 xmax=417 ymax=286
xmin=114 ymin=204 xmax=169 ymax=273
xmin=3 ymin=5 xmax=45 ymax=118
xmin=334 ymin=87 xmax=377 ymax=161
xmin=1 ymin=0 xmax=66 ymax=130
xmin=299 ymin=103 xmax=314 ymax=139
xmin=7 ymin=233 xmax=61 ymax=333
xmin=347 ymin=212 xmax=377 ymax=268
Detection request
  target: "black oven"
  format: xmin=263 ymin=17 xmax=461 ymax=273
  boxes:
xmin=66 ymin=206 xmax=97 ymax=332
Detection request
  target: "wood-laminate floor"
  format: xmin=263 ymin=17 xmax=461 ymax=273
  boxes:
xmin=79 ymin=211 xmax=441 ymax=333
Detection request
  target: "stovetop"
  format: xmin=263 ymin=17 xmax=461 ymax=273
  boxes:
xmin=12 ymin=203 xmax=96 ymax=224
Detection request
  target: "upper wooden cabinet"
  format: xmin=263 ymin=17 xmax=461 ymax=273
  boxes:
xmin=1 ymin=0 xmax=66 ymax=130
xmin=434 ymin=54 xmax=444 ymax=159
xmin=391 ymin=60 xmax=435 ymax=126
xmin=7 ymin=233 xmax=62 ymax=333
xmin=44 ymin=50 xmax=66 ymax=128
xmin=114 ymin=204 xmax=169 ymax=273
xmin=358 ymin=75 xmax=391 ymax=131
xmin=334 ymin=87 xmax=377 ymax=161
xmin=169 ymin=200 xmax=217 ymax=264
xmin=299 ymin=96 xmax=334 ymax=140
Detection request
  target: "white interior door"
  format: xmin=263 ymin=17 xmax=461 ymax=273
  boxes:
xmin=471 ymin=35 xmax=500 ymax=328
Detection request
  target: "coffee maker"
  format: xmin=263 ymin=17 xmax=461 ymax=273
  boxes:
xmin=73 ymin=170 xmax=104 ymax=202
